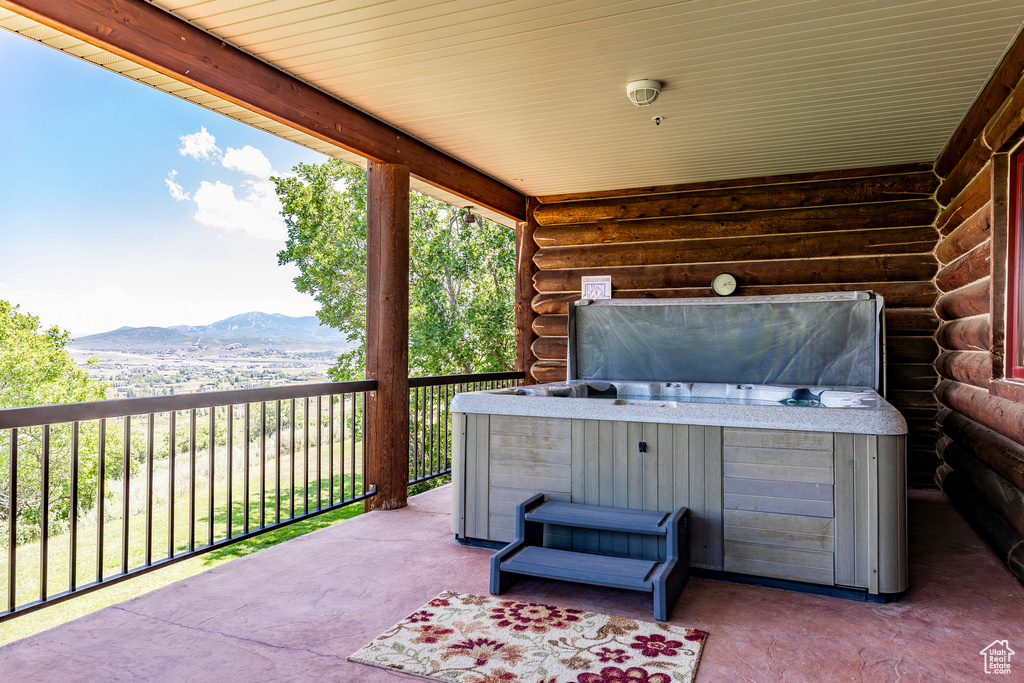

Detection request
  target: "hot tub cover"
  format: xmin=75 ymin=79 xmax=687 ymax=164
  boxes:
xmin=569 ymin=292 xmax=883 ymax=391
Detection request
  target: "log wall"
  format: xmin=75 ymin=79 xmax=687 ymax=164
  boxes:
xmin=527 ymin=163 xmax=941 ymax=485
xmin=931 ymin=32 xmax=1024 ymax=585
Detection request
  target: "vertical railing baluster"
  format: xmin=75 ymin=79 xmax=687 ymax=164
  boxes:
xmin=412 ymin=387 xmax=419 ymax=483
xmin=168 ymin=411 xmax=175 ymax=559
xmin=346 ymin=394 xmax=353 ymax=501
xmin=303 ymin=397 xmax=309 ymax=514
xmin=226 ymin=406 xmax=233 ymax=540
xmin=290 ymin=398 xmax=296 ymax=519
xmin=208 ymin=408 xmax=215 ymax=546
xmin=260 ymin=402 xmax=266 ymax=529
xmin=275 ymin=400 xmax=281 ymax=524
xmin=97 ymin=419 xmax=105 ymax=583
xmin=8 ymin=428 xmax=16 ymax=612
xmin=70 ymin=421 xmax=79 ymax=591
xmin=122 ymin=416 xmax=130 ymax=575
xmin=40 ymin=425 xmax=49 ymax=602
xmin=430 ymin=386 xmax=436 ymax=476
xmin=329 ymin=395 xmax=335 ymax=506
xmin=189 ymin=409 xmax=196 ymax=552
xmin=146 ymin=413 xmax=154 ymax=566
xmin=445 ymin=383 xmax=451 ymax=471
xmin=243 ymin=404 xmax=250 ymax=535
xmin=361 ymin=392 xmax=367 ymax=495
xmin=316 ymin=395 xmax=322 ymax=510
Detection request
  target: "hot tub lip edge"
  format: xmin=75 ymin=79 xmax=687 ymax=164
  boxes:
xmin=449 ymin=391 xmax=908 ymax=436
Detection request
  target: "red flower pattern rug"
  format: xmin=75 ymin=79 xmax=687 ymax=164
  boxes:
xmin=348 ymin=590 xmax=707 ymax=683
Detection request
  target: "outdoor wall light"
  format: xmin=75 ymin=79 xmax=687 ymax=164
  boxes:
xmin=462 ymin=206 xmax=476 ymax=224
xmin=627 ymin=79 xmax=662 ymax=106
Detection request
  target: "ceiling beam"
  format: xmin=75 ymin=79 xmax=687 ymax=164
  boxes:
xmin=1 ymin=0 xmax=526 ymax=221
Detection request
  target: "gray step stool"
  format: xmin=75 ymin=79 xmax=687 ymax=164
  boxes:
xmin=490 ymin=493 xmax=690 ymax=621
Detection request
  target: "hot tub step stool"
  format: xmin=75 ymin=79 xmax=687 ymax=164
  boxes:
xmin=489 ymin=493 xmax=690 ymax=621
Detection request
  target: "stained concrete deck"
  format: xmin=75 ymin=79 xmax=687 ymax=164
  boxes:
xmin=0 ymin=485 xmax=1021 ymax=682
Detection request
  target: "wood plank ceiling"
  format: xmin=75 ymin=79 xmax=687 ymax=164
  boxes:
xmin=3 ymin=1 xmax=1024 ymax=210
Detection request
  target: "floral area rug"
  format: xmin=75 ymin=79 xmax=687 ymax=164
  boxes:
xmin=348 ymin=590 xmax=707 ymax=683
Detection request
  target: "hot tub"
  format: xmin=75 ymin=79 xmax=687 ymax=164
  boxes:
xmin=451 ymin=293 xmax=908 ymax=599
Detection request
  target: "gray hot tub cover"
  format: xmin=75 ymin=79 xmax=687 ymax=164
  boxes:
xmin=570 ymin=293 xmax=882 ymax=390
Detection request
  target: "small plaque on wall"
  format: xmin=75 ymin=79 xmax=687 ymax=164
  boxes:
xmin=581 ymin=275 xmax=612 ymax=300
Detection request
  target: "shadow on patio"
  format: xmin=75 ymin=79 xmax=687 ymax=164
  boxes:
xmin=0 ymin=484 xmax=1019 ymax=682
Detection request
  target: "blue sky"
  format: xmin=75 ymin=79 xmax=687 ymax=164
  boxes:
xmin=0 ymin=29 xmax=327 ymax=335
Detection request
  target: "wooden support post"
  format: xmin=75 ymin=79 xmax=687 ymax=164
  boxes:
xmin=516 ymin=198 xmax=540 ymax=383
xmin=365 ymin=161 xmax=410 ymax=511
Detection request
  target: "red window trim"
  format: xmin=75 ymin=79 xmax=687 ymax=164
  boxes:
xmin=1008 ymin=145 xmax=1024 ymax=381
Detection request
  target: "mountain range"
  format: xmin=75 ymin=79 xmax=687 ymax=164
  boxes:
xmin=72 ymin=312 xmax=353 ymax=352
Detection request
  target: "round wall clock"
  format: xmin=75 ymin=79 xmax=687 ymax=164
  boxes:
xmin=712 ymin=272 xmax=738 ymax=296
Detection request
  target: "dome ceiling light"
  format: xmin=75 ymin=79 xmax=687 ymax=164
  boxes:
xmin=626 ymin=79 xmax=662 ymax=107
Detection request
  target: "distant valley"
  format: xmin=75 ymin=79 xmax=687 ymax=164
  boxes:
xmin=72 ymin=311 xmax=354 ymax=353
xmin=69 ymin=312 xmax=355 ymax=398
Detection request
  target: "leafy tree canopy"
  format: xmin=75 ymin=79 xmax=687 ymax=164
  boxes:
xmin=1 ymin=301 xmax=110 ymax=542
xmin=275 ymin=160 xmax=515 ymax=380
xmin=0 ymin=300 xmax=106 ymax=408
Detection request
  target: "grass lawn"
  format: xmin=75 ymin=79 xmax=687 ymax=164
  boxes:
xmin=0 ymin=441 xmax=369 ymax=646
xmin=0 ymin=500 xmax=364 ymax=646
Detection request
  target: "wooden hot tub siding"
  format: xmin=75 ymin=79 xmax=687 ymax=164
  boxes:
xmin=453 ymin=413 xmax=907 ymax=594
xmin=523 ymin=165 xmax=941 ymax=486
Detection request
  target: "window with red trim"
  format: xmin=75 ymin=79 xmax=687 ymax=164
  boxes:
xmin=1009 ymin=145 xmax=1024 ymax=380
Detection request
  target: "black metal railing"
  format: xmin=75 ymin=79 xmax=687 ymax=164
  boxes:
xmin=0 ymin=381 xmax=376 ymax=622
xmin=408 ymin=371 xmax=524 ymax=485
xmin=0 ymin=370 xmax=524 ymax=622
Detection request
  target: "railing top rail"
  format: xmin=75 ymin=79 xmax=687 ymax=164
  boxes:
xmin=0 ymin=380 xmax=378 ymax=430
xmin=408 ymin=371 xmax=524 ymax=388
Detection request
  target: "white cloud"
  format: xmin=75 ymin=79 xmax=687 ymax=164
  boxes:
xmin=192 ymin=179 xmax=285 ymax=241
xmin=164 ymin=170 xmax=191 ymax=201
xmin=178 ymin=127 xmax=221 ymax=161
xmin=222 ymin=145 xmax=273 ymax=179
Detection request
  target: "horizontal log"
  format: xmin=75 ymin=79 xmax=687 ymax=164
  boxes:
xmin=936 ymin=137 xmax=992 ymax=207
xmin=888 ymin=364 xmax=938 ymax=392
xmin=907 ymin=449 xmax=940 ymax=488
xmin=531 ymin=281 xmax=936 ymax=315
xmin=532 ymin=336 xmax=567 ymax=361
xmin=936 ymin=315 xmax=991 ymax=351
xmin=533 ymin=315 xmax=567 ymax=337
xmin=536 ymin=163 xmax=935 ymax=204
xmin=935 ymin=33 xmax=1024 ymax=177
xmin=936 ymin=465 xmax=1024 ymax=585
xmin=935 ymin=350 xmax=991 ymax=389
xmin=884 ymin=308 xmax=939 ymax=334
xmin=533 ymin=174 xmax=938 ymax=225
xmin=533 ymin=254 xmax=938 ymax=293
xmin=936 ymin=203 xmax=991 ymax=263
xmin=533 ymin=201 xmax=937 ymax=247
xmin=937 ymin=408 xmax=1024 ymax=494
xmin=984 ymin=74 xmax=1024 ymax=153
xmin=936 ymin=241 xmax=991 ymax=293
xmin=991 ymin=380 xmax=1024 ymax=404
xmin=939 ymin=437 xmax=1024 ymax=539
xmin=935 ymin=379 xmax=1024 ymax=446
xmin=906 ymin=419 xmax=938 ymax=437
xmin=534 ymin=226 xmax=937 ymax=270
xmin=936 ymin=163 xmax=992 ymax=235
xmin=530 ymin=359 xmax=567 ymax=383
xmin=888 ymin=336 xmax=939 ymax=364
xmin=888 ymin=391 xmax=938 ymax=410
xmin=935 ymin=277 xmax=991 ymax=321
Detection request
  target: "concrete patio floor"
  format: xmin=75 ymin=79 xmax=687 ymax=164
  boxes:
xmin=0 ymin=484 xmax=1021 ymax=682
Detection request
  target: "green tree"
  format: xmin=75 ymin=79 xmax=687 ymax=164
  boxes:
xmin=275 ymin=159 xmax=515 ymax=380
xmin=0 ymin=301 xmax=114 ymax=543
